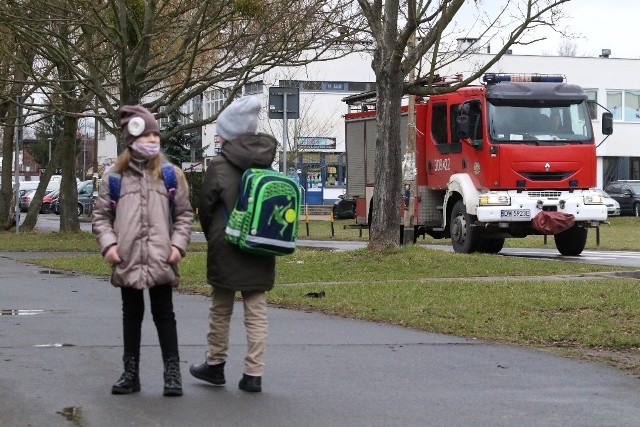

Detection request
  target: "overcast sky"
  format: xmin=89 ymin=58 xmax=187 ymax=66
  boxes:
xmin=505 ymin=0 xmax=639 ymax=59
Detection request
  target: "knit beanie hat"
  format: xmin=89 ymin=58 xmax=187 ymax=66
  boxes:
xmin=120 ymin=105 xmax=160 ymax=146
xmin=216 ymin=97 xmax=261 ymax=142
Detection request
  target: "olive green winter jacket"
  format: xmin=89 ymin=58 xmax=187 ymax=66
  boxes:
xmin=200 ymin=133 xmax=277 ymax=292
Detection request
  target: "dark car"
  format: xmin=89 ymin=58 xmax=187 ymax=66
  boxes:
xmin=53 ymin=180 xmax=95 ymax=216
xmin=605 ymin=180 xmax=640 ymax=217
xmin=332 ymin=194 xmax=356 ymax=219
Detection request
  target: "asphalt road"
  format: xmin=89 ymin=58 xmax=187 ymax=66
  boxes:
xmin=3 ymin=253 xmax=640 ymax=427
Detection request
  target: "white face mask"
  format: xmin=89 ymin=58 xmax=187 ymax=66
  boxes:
xmin=130 ymin=141 xmax=161 ymax=159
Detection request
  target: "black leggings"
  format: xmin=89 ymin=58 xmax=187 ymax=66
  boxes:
xmin=121 ymin=285 xmax=178 ymax=358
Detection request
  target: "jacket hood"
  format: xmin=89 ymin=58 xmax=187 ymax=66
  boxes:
xmin=221 ymin=133 xmax=277 ymax=171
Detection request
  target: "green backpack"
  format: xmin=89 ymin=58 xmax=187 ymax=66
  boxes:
xmin=224 ymin=168 xmax=301 ymax=256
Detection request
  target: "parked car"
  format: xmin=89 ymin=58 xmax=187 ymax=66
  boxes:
xmin=41 ymin=190 xmax=60 ymax=214
xmin=19 ymin=189 xmax=37 ymax=212
xmin=604 ymin=180 xmax=640 ymax=217
xmin=19 ymin=188 xmax=56 ymax=213
xmin=592 ymin=188 xmax=620 ymax=217
xmin=53 ymin=180 xmax=95 ymax=216
xmin=332 ymin=194 xmax=356 ymax=219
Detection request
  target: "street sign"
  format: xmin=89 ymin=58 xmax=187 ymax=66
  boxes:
xmin=268 ymin=87 xmax=300 ymax=119
xmin=182 ymin=162 xmax=202 ymax=172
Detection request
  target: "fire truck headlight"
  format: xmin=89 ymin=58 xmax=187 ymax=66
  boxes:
xmin=583 ymin=194 xmax=604 ymax=205
xmin=479 ymin=194 xmax=510 ymax=206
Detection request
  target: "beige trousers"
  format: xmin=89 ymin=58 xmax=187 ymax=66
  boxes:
xmin=206 ymin=287 xmax=268 ymax=376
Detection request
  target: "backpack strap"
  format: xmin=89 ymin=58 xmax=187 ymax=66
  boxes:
xmin=108 ymin=160 xmax=178 ymax=214
xmin=108 ymin=171 xmax=122 ymax=211
xmin=160 ymin=160 xmax=178 ymax=201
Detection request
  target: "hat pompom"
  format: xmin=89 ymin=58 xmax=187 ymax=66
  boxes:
xmin=127 ymin=117 xmax=146 ymax=137
xmin=216 ymin=97 xmax=261 ymax=142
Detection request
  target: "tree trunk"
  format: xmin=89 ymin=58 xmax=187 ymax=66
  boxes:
xmin=1 ymin=120 xmax=16 ymax=230
xmin=368 ymin=67 xmax=404 ymax=250
xmin=20 ymin=146 xmax=64 ymax=232
xmin=58 ymin=114 xmax=81 ymax=232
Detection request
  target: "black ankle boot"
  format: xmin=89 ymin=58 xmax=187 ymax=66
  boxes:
xmin=189 ymin=361 xmax=226 ymax=386
xmin=112 ymin=354 xmax=140 ymax=395
xmin=238 ymin=374 xmax=262 ymax=392
xmin=163 ymin=355 xmax=183 ymax=397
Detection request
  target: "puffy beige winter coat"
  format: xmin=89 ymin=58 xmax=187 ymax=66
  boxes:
xmin=92 ymin=158 xmax=193 ymax=289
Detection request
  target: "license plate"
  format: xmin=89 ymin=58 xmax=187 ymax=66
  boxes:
xmin=500 ymin=209 xmax=530 ymax=218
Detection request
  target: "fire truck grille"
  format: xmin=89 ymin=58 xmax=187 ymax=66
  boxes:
xmin=527 ymin=191 xmax=562 ymax=198
xmin=519 ymin=171 xmax=574 ymax=181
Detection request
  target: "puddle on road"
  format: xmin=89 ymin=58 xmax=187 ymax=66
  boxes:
xmin=39 ymin=269 xmax=76 ymax=277
xmin=57 ymin=406 xmax=86 ymax=426
xmin=0 ymin=309 xmax=44 ymax=316
xmin=0 ymin=309 xmax=70 ymax=316
xmin=612 ymin=271 xmax=640 ymax=279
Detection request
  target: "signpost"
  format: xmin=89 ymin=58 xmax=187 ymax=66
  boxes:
xmin=268 ymin=87 xmax=299 ymax=173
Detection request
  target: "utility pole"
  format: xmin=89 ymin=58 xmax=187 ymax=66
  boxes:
xmin=14 ymin=96 xmax=23 ymax=234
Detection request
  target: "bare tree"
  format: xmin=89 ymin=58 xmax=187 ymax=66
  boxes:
xmin=355 ymin=0 xmax=572 ymax=250
xmin=0 ymin=16 xmax=38 ymax=230
xmin=0 ymin=0 xmax=366 ymax=230
xmin=557 ymin=38 xmax=577 ymax=56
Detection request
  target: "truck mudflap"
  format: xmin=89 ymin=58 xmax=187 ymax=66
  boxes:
xmin=475 ymin=191 xmax=608 ymax=223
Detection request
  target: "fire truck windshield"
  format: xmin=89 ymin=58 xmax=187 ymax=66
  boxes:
xmin=487 ymin=102 xmax=593 ymax=144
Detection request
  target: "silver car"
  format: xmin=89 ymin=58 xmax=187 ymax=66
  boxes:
xmin=19 ymin=189 xmax=38 ymax=212
xmin=594 ymin=188 xmax=620 ymax=217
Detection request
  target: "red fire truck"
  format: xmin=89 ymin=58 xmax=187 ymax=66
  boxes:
xmin=343 ymin=73 xmax=613 ymax=255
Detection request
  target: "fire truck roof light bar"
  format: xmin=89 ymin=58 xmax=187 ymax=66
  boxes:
xmin=483 ymin=73 xmax=565 ymax=84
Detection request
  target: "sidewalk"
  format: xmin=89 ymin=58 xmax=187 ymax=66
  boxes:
xmin=2 ymin=252 xmax=640 ymax=426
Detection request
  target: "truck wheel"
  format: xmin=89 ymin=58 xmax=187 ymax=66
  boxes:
xmin=450 ymin=200 xmax=477 ymax=253
xmin=476 ymin=237 xmax=505 ymax=254
xmin=554 ymin=224 xmax=588 ymax=256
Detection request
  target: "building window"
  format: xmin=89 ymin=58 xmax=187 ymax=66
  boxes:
xmin=205 ymin=89 xmax=227 ymax=118
xmin=244 ymin=81 xmax=264 ymax=95
xmin=158 ymin=106 xmax=169 ymax=129
xmin=606 ymin=90 xmax=640 ymax=121
xmin=607 ymin=91 xmax=622 ymax=120
xmin=624 ymin=90 xmax=640 ymax=122
xmin=278 ymin=80 xmax=374 ymax=93
xmin=98 ymin=121 xmax=105 ymax=140
xmin=179 ymin=101 xmax=193 ymax=125
xmin=584 ymin=89 xmax=598 ymax=120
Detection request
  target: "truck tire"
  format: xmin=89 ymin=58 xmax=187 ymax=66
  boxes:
xmin=476 ymin=237 xmax=505 ymax=254
xmin=554 ymin=224 xmax=588 ymax=256
xmin=450 ymin=200 xmax=478 ymax=253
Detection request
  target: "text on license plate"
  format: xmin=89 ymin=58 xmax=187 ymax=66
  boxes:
xmin=500 ymin=209 xmax=530 ymax=218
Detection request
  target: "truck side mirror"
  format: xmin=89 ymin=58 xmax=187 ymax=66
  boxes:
xmin=601 ymin=112 xmax=613 ymax=135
